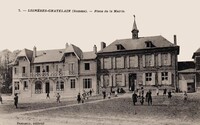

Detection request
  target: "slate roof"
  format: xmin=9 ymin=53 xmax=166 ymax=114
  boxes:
xmin=98 ymin=35 xmax=177 ymax=53
xmin=11 ymin=44 xmax=96 ymax=64
xmin=16 ymin=49 xmax=33 ymax=62
xmin=33 ymin=49 xmax=65 ymax=63
xmin=65 ymin=44 xmax=83 ymax=59
xmin=82 ymin=51 xmax=97 ymax=60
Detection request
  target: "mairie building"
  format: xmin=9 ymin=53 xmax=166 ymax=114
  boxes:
xmin=97 ymin=16 xmax=180 ymax=92
xmin=11 ymin=44 xmax=97 ymax=98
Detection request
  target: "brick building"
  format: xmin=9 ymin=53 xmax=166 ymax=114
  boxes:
xmin=97 ymin=16 xmax=180 ymax=92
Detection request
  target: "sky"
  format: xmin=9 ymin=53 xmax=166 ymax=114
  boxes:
xmin=0 ymin=0 xmax=200 ymax=61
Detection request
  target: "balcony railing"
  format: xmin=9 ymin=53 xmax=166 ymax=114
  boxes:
xmin=13 ymin=71 xmax=77 ymax=78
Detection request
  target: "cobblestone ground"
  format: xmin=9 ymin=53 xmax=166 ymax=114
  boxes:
xmin=1 ymin=93 xmax=200 ymax=125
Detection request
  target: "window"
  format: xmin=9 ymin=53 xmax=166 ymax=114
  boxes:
xmin=103 ymin=75 xmax=109 ymax=87
xmin=46 ymin=65 xmax=49 ymax=72
xmin=56 ymin=65 xmax=58 ymax=71
xmin=104 ymin=58 xmax=111 ymax=69
xmin=83 ymin=78 xmax=92 ymax=88
xmin=69 ymin=63 xmax=75 ymax=74
xmin=130 ymin=56 xmax=138 ymax=68
xmin=116 ymin=44 xmax=125 ymax=50
xmin=161 ymin=72 xmax=168 ymax=81
xmin=145 ymin=55 xmax=152 ymax=67
xmin=22 ymin=67 xmax=26 ymax=73
xmin=84 ymin=63 xmax=90 ymax=70
xmin=23 ymin=81 xmax=28 ymax=90
xmin=56 ymin=81 xmax=64 ymax=91
xmin=145 ymin=73 xmax=152 ymax=81
xmin=116 ymin=74 xmax=122 ymax=86
xmin=145 ymin=41 xmax=155 ymax=48
xmin=116 ymin=57 xmax=124 ymax=68
xmin=14 ymin=82 xmax=19 ymax=90
xmin=14 ymin=68 xmax=17 ymax=74
xmin=36 ymin=66 xmax=40 ymax=73
xmin=70 ymin=79 xmax=75 ymax=88
xmin=162 ymin=54 xmax=168 ymax=65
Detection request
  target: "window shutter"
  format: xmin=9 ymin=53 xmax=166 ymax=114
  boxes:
xmin=122 ymin=56 xmax=125 ymax=68
xmin=113 ymin=57 xmax=116 ymax=69
xmin=152 ymin=73 xmax=155 ymax=85
xmin=113 ymin=74 xmax=116 ymax=87
xmin=158 ymin=54 xmax=161 ymax=66
xmin=168 ymin=53 xmax=171 ymax=66
xmin=135 ymin=55 xmax=139 ymax=67
xmin=158 ymin=72 xmax=162 ymax=85
xmin=151 ymin=54 xmax=155 ymax=66
xmin=109 ymin=74 xmax=112 ymax=87
xmin=142 ymin=55 xmax=146 ymax=67
xmin=143 ymin=73 xmax=146 ymax=85
xmin=122 ymin=74 xmax=125 ymax=86
xmin=100 ymin=75 xmax=103 ymax=87
xmin=101 ymin=58 xmax=104 ymax=69
xmin=168 ymin=72 xmax=172 ymax=85
xmin=126 ymin=56 xmax=130 ymax=68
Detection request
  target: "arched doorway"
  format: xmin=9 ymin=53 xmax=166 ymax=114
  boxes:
xmin=35 ymin=81 xmax=42 ymax=94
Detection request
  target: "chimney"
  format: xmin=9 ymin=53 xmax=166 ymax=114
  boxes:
xmin=93 ymin=45 xmax=97 ymax=53
xmin=33 ymin=46 xmax=37 ymax=57
xmin=101 ymin=42 xmax=106 ymax=50
xmin=174 ymin=35 xmax=177 ymax=45
xmin=65 ymin=43 xmax=69 ymax=48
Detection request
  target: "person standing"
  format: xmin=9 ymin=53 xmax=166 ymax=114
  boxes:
xmin=183 ymin=91 xmax=187 ymax=101
xmin=132 ymin=92 xmax=137 ymax=105
xmin=14 ymin=93 xmax=18 ymax=108
xmin=140 ymin=95 xmax=145 ymax=105
xmin=163 ymin=88 xmax=167 ymax=96
xmin=156 ymin=87 xmax=159 ymax=96
xmin=56 ymin=93 xmax=61 ymax=103
xmin=108 ymin=92 xmax=111 ymax=99
xmin=77 ymin=93 xmax=81 ymax=103
xmin=146 ymin=90 xmax=152 ymax=105
xmin=0 ymin=94 xmax=3 ymax=104
xmin=89 ymin=89 xmax=92 ymax=96
xmin=46 ymin=92 xmax=50 ymax=99
xmin=168 ymin=90 xmax=172 ymax=99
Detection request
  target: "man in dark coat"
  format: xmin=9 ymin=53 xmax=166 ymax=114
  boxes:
xmin=146 ymin=90 xmax=152 ymax=105
xmin=132 ymin=92 xmax=137 ymax=105
xmin=14 ymin=93 xmax=18 ymax=108
xmin=77 ymin=93 xmax=81 ymax=103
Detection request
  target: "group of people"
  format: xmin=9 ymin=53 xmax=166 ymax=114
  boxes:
xmin=132 ymin=87 xmax=176 ymax=106
xmin=77 ymin=89 xmax=94 ymax=103
xmin=132 ymin=88 xmax=152 ymax=106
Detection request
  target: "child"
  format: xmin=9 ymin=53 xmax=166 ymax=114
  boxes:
xmin=140 ymin=95 xmax=145 ymax=105
xmin=184 ymin=91 xmax=187 ymax=101
xmin=108 ymin=92 xmax=111 ymax=99
xmin=56 ymin=93 xmax=61 ymax=103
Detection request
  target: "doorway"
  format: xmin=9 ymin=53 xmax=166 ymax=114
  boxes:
xmin=129 ymin=73 xmax=137 ymax=91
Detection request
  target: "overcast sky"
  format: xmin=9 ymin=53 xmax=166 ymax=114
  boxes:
xmin=0 ymin=0 xmax=200 ymax=61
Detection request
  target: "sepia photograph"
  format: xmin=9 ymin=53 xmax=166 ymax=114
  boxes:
xmin=0 ymin=0 xmax=200 ymax=125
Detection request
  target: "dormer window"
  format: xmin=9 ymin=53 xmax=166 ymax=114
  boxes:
xmin=116 ymin=44 xmax=125 ymax=50
xmin=145 ymin=41 xmax=155 ymax=48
